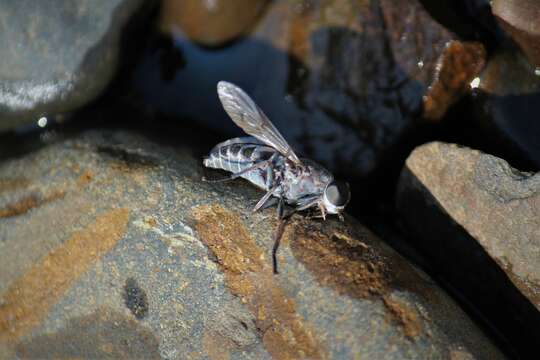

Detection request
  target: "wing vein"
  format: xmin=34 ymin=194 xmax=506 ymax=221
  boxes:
xmin=217 ymin=81 xmax=301 ymax=165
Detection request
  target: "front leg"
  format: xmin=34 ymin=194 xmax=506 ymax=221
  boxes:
xmin=294 ymin=196 xmax=319 ymax=212
xmin=318 ymin=202 xmax=327 ymax=220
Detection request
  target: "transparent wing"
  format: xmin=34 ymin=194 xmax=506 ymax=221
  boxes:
xmin=217 ymin=81 xmax=301 ymax=164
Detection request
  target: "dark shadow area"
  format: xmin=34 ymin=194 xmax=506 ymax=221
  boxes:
xmin=419 ymin=0 xmax=504 ymax=52
xmin=433 ymin=93 xmax=540 ymax=173
xmin=472 ymin=91 xmax=540 ymax=170
xmin=396 ymin=166 xmax=540 ymax=359
xmin=125 ymin=27 xmax=427 ymax=215
xmin=16 ymin=307 xmax=160 ymax=359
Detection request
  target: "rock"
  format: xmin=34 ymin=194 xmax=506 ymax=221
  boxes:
xmin=380 ymin=1 xmax=486 ymax=121
xmin=478 ymin=48 xmax=540 ymax=96
xmin=397 ymin=142 xmax=540 ymax=358
xmin=492 ymin=0 xmax=540 ymax=67
xmin=0 ymin=0 xmax=154 ymax=132
xmin=0 ymin=130 xmax=503 ymax=359
xmin=159 ymin=0 xmax=270 ymax=47
xmin=132 ymin=0 xmax=485 ymax=184
xmin=422 ymin=41 xmax=485 ymax=120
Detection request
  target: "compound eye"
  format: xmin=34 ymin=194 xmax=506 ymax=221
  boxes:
xmin=325 ymin=181 xmax=350 ymax=207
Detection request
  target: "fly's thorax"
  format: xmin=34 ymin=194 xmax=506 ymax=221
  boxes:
xmin=282 ymin=160 xmax=332 ymax=201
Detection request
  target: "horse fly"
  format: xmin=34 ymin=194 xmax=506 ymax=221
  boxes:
xmin=203 ymin=81 xmax=351 ymax=273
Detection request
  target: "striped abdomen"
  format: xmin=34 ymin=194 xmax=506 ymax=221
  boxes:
xmin=203 ymin=137 xmax=276 ymax=190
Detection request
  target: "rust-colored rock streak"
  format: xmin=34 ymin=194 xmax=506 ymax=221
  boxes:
xmin=382 ymin=297 xmax=422 ymax=338
xmin=0 ymin=190 xmax=65 ymax=218
xmin=290 ymin=221 xmax=424 ymax=340
xmin=0 ymin=178 xmax=31 ymax=194
xmin=202 ymin=329 xmax=235 ymax=360
xmin=423 ymin=41 xmax=486 ymax=120
xmin=192 ymin=205 xmax=325 ymax=360
xmin=0 ymin=208 xmax=130 ymax=341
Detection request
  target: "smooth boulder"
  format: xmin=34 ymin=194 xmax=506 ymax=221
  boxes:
xmin=0 ymin=130 xmax=503 ymax=359
xmin=397 ymin=142 xmax=540 ymax=358
xmin=0 ymin=0 xmax=153 ymax=131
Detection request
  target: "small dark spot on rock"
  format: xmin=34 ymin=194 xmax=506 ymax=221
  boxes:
xmin=97 ymin=145 xmax=158 ymax=168
xmin=240 ymin=321 xmax=248 ymax=330
xmin=206 ymin=248 xmax=219 ymax=264
xmin=76 ymin=169 xmax=94 ymax=188
xmin=123 ymin=278 xmax=149 ymax=319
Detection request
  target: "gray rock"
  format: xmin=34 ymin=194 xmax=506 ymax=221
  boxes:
xmin=0 ymin=0 xmax=152 ymax=131
xmin=0 ymin=130 xmax=503 ymax=359
xmin=397 ymin=142 xmax=540 ymax=358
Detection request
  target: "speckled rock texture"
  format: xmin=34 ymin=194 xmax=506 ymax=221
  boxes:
xmin=0 ymin=130 xmax=503 ymax=359
xmin=397 ymin=141 xmax=540 ymax=358
xmin=0 ymin=0 xmax=153 ymax=131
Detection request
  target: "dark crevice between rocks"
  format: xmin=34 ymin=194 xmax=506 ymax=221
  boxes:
xmin=418 ymin=0 xmax=504 ymax=53
xmin=428 ymin=92 xmax=540 ymax=173
xmin=396 ymin=166 xmax=540 ymax=359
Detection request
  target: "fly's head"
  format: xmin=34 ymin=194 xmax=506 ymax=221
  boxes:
xmin=321 ymin=180 xmax=350 ymax=218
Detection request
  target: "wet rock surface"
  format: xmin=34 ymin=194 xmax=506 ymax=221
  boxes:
xmin=422 ymin=41 xmax=485 ymax=120
xmin=0 ymin=0 xmax=153 ymax=131
xmin=492 ymin=0 xmax=540 ymax=67
xmin=134 ymin=0 xmax=485 ymax=185
xmin=0 ymin=130 xmax=503 ymax=359
xmin=159 ymin=0 xmax=270 ymax=46
xmin=397 ymin=142 xmax=540 ymax=358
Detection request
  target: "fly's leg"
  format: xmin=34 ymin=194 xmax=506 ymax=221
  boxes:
xmin=295 ymin=197 xmax=319 ymax=212
xmin=272 ymin=197 xmax=288 ymax=274
xmin=259 ymin=197 xmax=278 ymax=210
xmin=295 ymin=198 xmax=326 ymax=220
xmin=252 ymin=183 xmax=280 ymax=212
xmin=202 ymin=160 xmax=269 ymax=183
xmin=253 ymin=155 xmax=281 ymax=212
xmin=318 ymin=202 xmax=327 ymax=220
